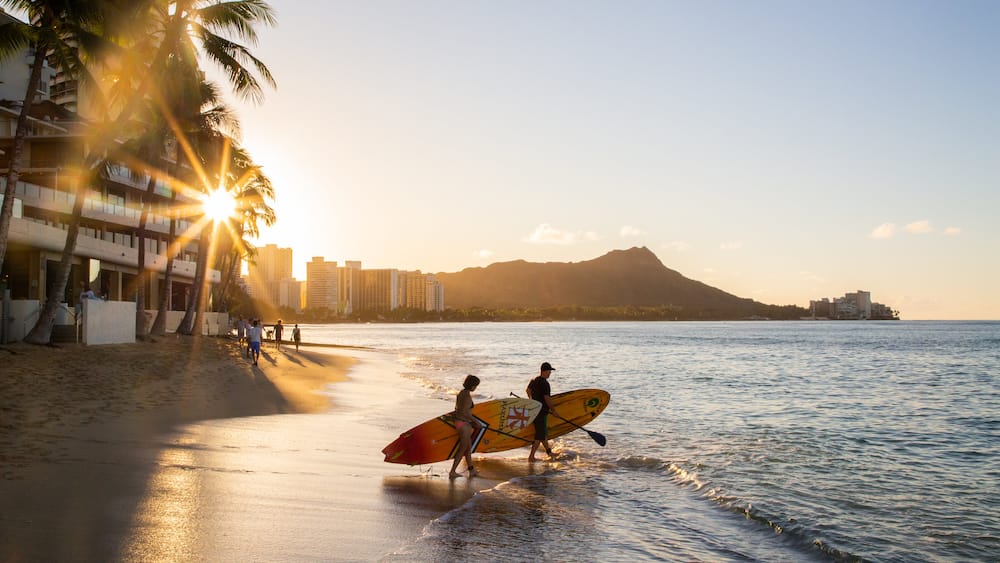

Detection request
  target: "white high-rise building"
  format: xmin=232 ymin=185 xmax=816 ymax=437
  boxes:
xmin=248 ymin=244 xmax=292 ymax=307
xmin=337 ymin=261 xmax=362 ymax=315
xmin=279 ymin=278 xmax=303 ymax=312
xmin=399 ymin=271 xmax=444 ymax=312
xmin=306 ymin=257 xmax=339 ymax=311
xmin=360 ymin=269 xmax=398 ymax=313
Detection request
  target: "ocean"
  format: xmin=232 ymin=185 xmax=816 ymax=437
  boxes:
xmin=300 ymin=320 xmax=999 ymax=562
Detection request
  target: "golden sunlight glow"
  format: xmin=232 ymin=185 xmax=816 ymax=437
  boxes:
xmin=202 ymin=188 xmax=236 ymax=222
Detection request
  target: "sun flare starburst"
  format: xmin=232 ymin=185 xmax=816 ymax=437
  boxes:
xmin=202 ymin=188 xmax=236 ymax=222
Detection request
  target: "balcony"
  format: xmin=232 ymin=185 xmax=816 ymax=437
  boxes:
xmin=4 ymin=215 xmax=217 ymax=283
xmin=5 ymin=178 xmax=192 ymax=234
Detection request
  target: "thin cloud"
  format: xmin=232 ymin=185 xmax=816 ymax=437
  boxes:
xmin=473 ymin=249 xmax=494 ymax=259
xmin=905 ymin=220 xmax=933 ymax=234
xmin=799 ymin=271 xmax=825 ymax=282
xmin=870 ymin=223 xmax=897 ymax=239
xmin=944 ymin=227 xmax=961 ymax=236
xmin=525 ymin=223 xmax=599 ymax=245
xmin=620 ymin=225 xmax=641 ymax=237
xmin=719 ymin=241 xmax=743 ymax=250
xmin=663 ymin=241 xmax=691 ymax=252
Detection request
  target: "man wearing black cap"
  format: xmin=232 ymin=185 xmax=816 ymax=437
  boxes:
xmin=526 ymin=361 xmax=558 ymax=462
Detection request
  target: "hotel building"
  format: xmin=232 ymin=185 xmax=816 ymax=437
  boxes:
xmin=247 ymin=243 xmax=296 ymax=309
xmin=306 ymin=257 xmax=338 ymax=312
xmin=400 ymin=270 xmax=445 ymax=312
xmin=0 ymin=11 xmax=222 ymax=341
xmin=809 ymin=290 xmax=896 ymax=320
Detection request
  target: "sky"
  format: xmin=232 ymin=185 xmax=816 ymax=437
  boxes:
xmin=215 ymin=0 xmax=999 ymax=320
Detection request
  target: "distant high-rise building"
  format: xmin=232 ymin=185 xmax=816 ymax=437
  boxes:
xmin=360 ymin=269 xmax=398 ymax=313
xmin=400 ymin=271 xmax=444 ymax=312
xmin=337 ymin=261 xmax=362 ymax=315
xmin=429 ymin=279 xmax=445 ymax=313
xmin=306 ymin=257 xmax=339 ymax=311
xmin=248 ymin=244 xmax=292 ymax=307
xmin=809 ymin=290 xmax=893 ymax=319
xmin=279 ymin=279 xmax=303 ymax=312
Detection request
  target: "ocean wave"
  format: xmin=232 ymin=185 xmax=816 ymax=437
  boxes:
xmin=603 ymin=454 xmax=711 ymax=492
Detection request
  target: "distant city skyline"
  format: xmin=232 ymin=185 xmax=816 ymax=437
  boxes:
xmin=249 ymin=244 xmax=908 ymax=318
xmin=214 ymin=1 xmax=999 ymax=320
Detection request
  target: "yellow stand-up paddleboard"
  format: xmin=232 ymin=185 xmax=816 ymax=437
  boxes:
xmin=477 ymin=388 xmax=611 ymax=453
xmin=382 ymin=397 xmax=542 ymax=465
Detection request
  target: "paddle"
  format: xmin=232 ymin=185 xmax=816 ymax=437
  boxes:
xmin=551 ymin=412 xmax=607 ymax=447
xmin=480 ymin=424 xmax=534 ymax=445
xmin=510 ymin=392 xmax=608 ymax=447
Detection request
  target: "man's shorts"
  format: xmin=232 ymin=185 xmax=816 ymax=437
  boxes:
xmin=533 ymin=413 xmax=548 ymax=440
xmin=250 ymin=341 xmax=261 ymax=354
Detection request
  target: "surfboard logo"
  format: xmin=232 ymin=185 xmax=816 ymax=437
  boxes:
xmin=505 ymin=406 xmax=533 ymax=430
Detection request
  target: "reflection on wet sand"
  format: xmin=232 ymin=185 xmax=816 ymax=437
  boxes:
xmin=382 ymin=456 xmax=602 ymax=561
xmin=120 ymin=440 xmax=203 ymax=561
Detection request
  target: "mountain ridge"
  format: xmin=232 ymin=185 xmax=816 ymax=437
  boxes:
xmin=434 ymin=246 xmax=805 ymax=319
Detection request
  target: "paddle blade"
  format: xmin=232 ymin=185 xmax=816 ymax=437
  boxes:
xmin=588 ymin=430 xmax=607 ymax=447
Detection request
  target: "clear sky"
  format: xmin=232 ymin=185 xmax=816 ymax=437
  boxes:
xmin=219 ymin=0 xmax=999 ymax=320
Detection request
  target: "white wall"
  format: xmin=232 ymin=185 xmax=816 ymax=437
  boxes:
xmin=3 ymin=299 xmax=229 ymax=343
xmin=140 ymin=310 xmax=230 ymax=336
xmin=82 ymin=299 xmax=135 ymax=345
xmin=4 ymin=300 xmax=44 ymax=342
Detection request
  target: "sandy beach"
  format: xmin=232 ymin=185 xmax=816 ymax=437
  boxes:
xmin=0 ymin=337 xmax=520 ymax=561
xmin=0 ymin=337 xmax=353 ymax=476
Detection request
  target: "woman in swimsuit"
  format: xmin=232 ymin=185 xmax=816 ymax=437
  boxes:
xmin=449 ymin=374 xmax=481 ymax=479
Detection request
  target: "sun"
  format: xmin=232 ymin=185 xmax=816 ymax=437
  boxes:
xmin=202 ymin=188 xmax=236 ymax=222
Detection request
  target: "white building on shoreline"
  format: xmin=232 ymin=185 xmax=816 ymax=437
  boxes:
xmin=0 ymin=10 xmax=223 ymax=341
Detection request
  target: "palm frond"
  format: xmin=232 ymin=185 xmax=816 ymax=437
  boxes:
xmin=0 ymin=20 xmax=32 ymax=61
xmin=194 ymin=0 xmax=276 ymax=44
xmin=194 ymin=26 xmax=274 ymax=103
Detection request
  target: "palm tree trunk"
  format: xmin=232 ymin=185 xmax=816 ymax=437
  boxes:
xmin=0 ymin=41 xmax=48 ymax=274
xmin=23 ymin=169 xmax=91 ymax=344
xmin=178 ymin=222 xmax=210 ymax=335
xmin=212 ymin=250 xmax=230 ymax=313
xmin=150 ymin=190 xmax=178 ymax=336
xmin=216 ymin=249 xmax=241 ymax=313
xmin=134 ymin=175 xmax=155 ymax=338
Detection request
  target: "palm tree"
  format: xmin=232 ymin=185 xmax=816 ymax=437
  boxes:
xmin=0 ymin=0 xmax=108 ymax=276
xmin=112 ymin=111 xmax=169 ymax=338
xmin=150 ymin=76 xmax=240 ymax=336
xmin=114 ymin=59 xmax=239 ymax=338
xmin=214 ymin=156 xmax=275 ymax=311
xmin=25 ymin=0 xmax=275 ymax=344
xmin=178 ymin=136 xmax=274 ymax=335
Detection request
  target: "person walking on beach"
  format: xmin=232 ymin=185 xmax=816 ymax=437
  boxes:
xmin=248 ymin=319 xmax=263 ymax=366
xmin=274 ymin=319 xmax=284 ymax=350
xmin=527 ymin=362 xmax=558 ymax=462
xmin=292 ymin=324 xmax=301 ymax=351
xmin=450 ymin=375 xmax=482 ymax=479
xmin=236 ymin=316 xmax=246 ymax=346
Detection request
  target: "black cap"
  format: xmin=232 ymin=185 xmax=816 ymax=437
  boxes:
xmin=540 ymin=362 xmax=555 ymax=371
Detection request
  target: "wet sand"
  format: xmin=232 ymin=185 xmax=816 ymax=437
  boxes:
xmin=0 ymin=338 xmax=512 ymax=561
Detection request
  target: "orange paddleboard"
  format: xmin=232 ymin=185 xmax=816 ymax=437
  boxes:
xmin=382 ymin=397 xmax=541 ymax=465
xmin=477 ymin=388 xmax=610 ymax=453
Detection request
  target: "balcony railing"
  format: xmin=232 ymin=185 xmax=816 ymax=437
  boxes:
xmin=7 ymin=179 xmax=193 ymax=234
